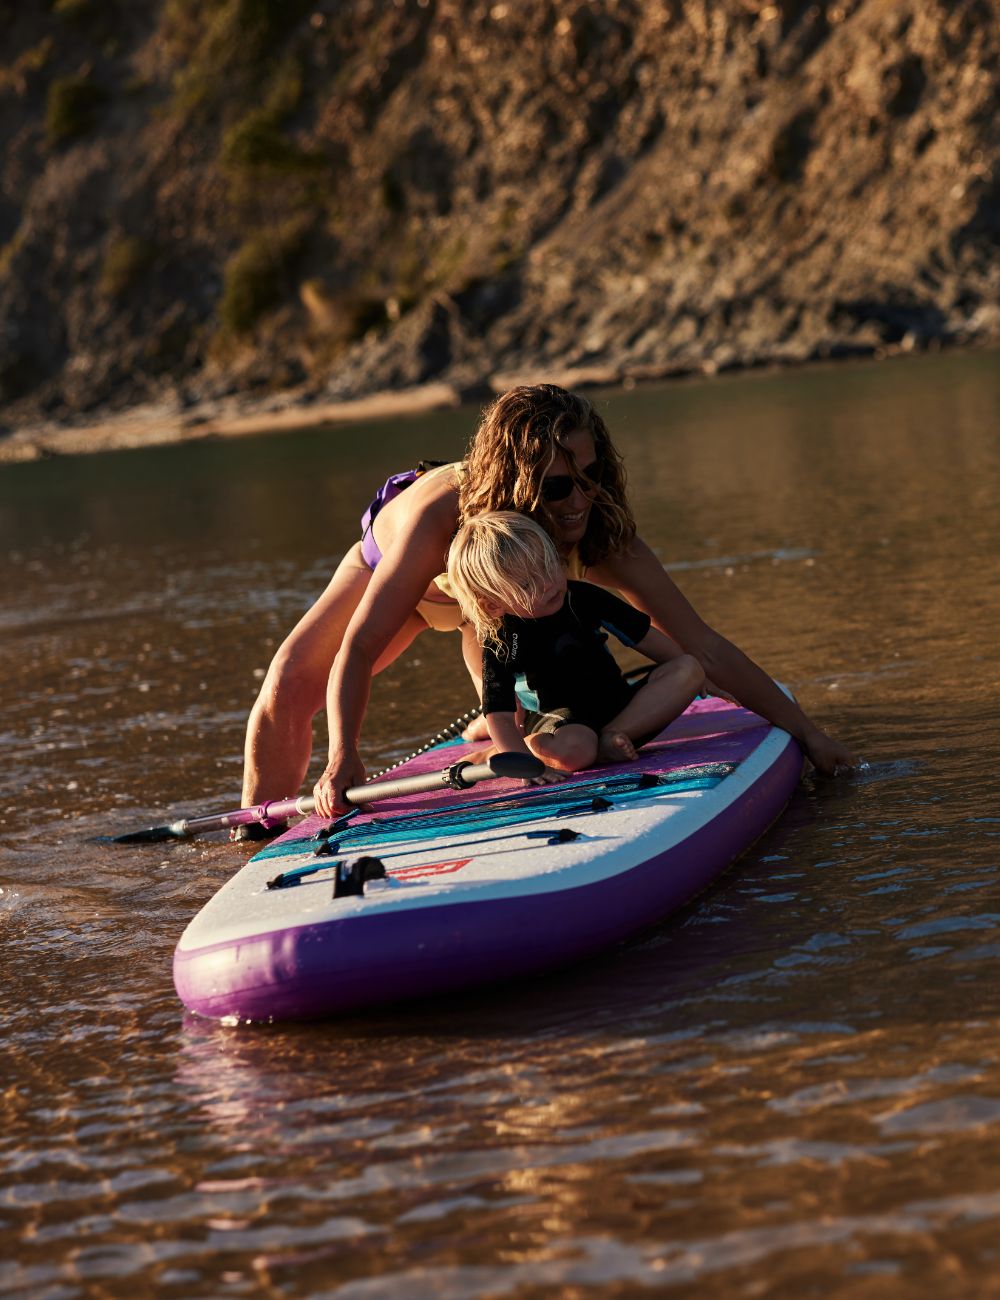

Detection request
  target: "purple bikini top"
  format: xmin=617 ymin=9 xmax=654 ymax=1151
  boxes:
xmin=360 ymin=462 xmax=448 ymax=569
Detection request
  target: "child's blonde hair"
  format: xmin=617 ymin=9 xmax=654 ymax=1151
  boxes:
xmin=447 ymin=512 xmax=564 ymax=649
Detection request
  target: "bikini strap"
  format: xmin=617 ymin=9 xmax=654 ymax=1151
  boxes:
xmin=360 ymin=461 xmax=446 ymax=537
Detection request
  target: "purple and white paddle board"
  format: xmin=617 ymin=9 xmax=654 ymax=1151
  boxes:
xmin=173 ymin=696 xmax=802 ymax=1022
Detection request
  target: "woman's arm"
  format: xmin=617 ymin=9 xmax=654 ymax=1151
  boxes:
xmin=635 ymin=626 xmax=688 ymax=665
xmin=633 ymin=626 xmax=735 ymax=701
xmin=313 ymin=494 xmax=457 ymax=815
xmin=590 ymin=537 xmax=857 ymax=773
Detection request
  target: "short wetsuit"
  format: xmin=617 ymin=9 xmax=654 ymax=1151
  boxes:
xmin=481 ymin=581 xmax=652 ymax=736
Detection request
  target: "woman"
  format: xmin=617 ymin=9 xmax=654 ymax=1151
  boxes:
xmin=241 ymin=385 xmax=855 ymax=827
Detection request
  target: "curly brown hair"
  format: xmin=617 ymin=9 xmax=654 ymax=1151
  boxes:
xmin=459 ymin=385 xmax=635 ymax=567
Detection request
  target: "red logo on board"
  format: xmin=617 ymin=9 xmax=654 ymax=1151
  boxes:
xmin=389 ymin=857 xmax=472 ymax=881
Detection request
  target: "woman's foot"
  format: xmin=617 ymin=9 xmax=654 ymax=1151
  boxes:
xmin=597 ymin=730 xmax=637 ymax=764
xmin=230 ymin=820 xmax=287 ymax=844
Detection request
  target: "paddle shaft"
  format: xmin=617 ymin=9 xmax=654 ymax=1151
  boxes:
xmin=196 ymin=760 xmax=503 ymax=834
xmin=112 ymin=754 xmax=541 ymax=843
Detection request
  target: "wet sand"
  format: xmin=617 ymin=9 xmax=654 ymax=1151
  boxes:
xmin=0 ymin=381 xmax=467 ymax=463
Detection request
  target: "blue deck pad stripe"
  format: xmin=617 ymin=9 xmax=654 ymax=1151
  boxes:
xmin=257 ymin=763 xmax=736 ymax=861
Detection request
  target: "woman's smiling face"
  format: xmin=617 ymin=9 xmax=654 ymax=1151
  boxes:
xmin=541 ymin=428 xmax=599 ymax=551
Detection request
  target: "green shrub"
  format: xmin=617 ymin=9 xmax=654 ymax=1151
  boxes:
xmin=221 ymin=108 xmax=322 ymax=174
xmin=220 ymin=221 xmax=307 ymax=333
xmin=219 ymin=55 xmax=321 ymax=175
xmin=100 ymin=237 xmax=154 ymax=298
xmin=164 ymin=0 xmax=313 ymax=118
xmin=45 ymin=75 xmax=107 ymax=145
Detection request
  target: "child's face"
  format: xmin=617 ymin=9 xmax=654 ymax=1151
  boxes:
xmin=498 ymin=569 xmax=567 ymax=621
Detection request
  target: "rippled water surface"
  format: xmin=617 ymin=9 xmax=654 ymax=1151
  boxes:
xmin=2 ymin=350 xmax=1000 ymax=1298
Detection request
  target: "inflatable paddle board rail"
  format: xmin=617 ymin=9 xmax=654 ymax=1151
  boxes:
xmin=174 ymin=699 xmax=802 ymax=1023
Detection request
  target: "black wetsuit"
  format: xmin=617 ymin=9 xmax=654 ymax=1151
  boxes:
xmin=481 ymin=580 xmax=652 ymax=734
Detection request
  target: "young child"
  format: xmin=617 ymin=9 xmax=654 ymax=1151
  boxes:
xmin=447 ymin=512 xmax=707 ymax=776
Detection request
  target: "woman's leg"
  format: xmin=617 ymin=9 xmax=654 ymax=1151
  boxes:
xmin=459 ymin=622 xmax=492 ymax=741
xmin=241 ymin=543 xmax=425 ymax=804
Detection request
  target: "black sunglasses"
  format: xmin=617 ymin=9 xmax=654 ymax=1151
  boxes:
xmin=540 ymin=460 xmax=602 ymax=503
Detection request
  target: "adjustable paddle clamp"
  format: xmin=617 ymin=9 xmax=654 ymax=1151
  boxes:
xmin=445 ymin=760 xmax=479 ymax=790
xmin=443 ymin=750 xmax=547 ymax=790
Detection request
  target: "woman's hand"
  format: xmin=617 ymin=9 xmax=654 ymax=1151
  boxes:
xmin=313 ymin=748 xmax=368 ymax=818
xmin=701 ymin=677 xmax=737 ymax=703
xmin=801 ymin=726 xmax=858 ymax=775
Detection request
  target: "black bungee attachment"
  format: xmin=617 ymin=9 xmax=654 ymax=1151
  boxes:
xmin=267 ymin=859 xmax=342 ymax=890
xmin=526 ymin=826 xmax=581 ymax=844
xmin=333 ymin=856 xmax=388 ymax=899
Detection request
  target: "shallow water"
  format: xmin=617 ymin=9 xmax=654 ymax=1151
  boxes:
xmin=2 ymin=349 xmax=1000 ymax=1297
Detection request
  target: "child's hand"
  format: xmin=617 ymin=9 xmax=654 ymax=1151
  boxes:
xmin=528 ymin=765 xmax=569 ymax=786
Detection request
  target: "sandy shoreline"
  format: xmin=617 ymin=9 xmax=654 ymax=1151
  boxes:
xmin=0 ymin=362 xmax=644 ymax=464
xmin=0 ymin=381 xmax=469 ymax=464
xmin=3 ymin=343 xmax=991 ymax=465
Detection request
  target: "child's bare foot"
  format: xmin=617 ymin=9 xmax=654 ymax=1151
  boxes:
xmin=597 ymin=730 xmax=637 ymax=764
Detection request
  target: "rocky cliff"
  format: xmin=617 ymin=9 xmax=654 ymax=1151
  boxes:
xmin=1 ymin=0 xmax=998 ymax=442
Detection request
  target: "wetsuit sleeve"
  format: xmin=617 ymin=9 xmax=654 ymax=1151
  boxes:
xmin=570 ymin=580 xmax=652 ymax=648
xmin=481 ymin=641 xmax=518 ymax=716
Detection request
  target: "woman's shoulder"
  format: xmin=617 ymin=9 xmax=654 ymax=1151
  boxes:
xmin=584 ymin=533 xmax=653 ymax=579
xmin=388 ymin=462 xmax=462 ymax=530
xmin=416 ymin=460 xmax=463 ymax=488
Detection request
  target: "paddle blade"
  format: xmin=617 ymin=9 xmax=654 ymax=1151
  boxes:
xmin=108 ymin=822 xmax=190 ymax=845
xmin=488 ymin=751 xmax=546 ymax=780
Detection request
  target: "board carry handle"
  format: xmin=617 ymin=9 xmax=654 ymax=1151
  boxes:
xmin=108 ymin=751 xmax=545 ymax=844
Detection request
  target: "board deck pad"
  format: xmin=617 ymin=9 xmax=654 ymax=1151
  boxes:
xmin=174 ymin=698 xmax=802 ymax=1022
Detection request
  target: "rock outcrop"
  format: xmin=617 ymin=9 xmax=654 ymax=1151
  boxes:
xmin=1 ymin=0 xmax=998 ymax=440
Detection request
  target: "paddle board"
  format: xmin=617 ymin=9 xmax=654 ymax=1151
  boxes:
xmin=173 ymin=696 xmax=802 ymax=1022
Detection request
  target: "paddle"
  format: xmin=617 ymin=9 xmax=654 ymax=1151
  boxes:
xmin=108 ymin=751 xmax=544 ymax=845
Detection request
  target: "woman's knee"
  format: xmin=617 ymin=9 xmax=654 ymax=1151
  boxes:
xmin=256 ymin=642 xmax=329 ymax=720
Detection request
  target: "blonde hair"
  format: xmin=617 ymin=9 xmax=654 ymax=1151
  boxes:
xmin=459 ymin=384 xmax=635 ymax=567
xmin=447 ymin=512 xmax=564 ymax=649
